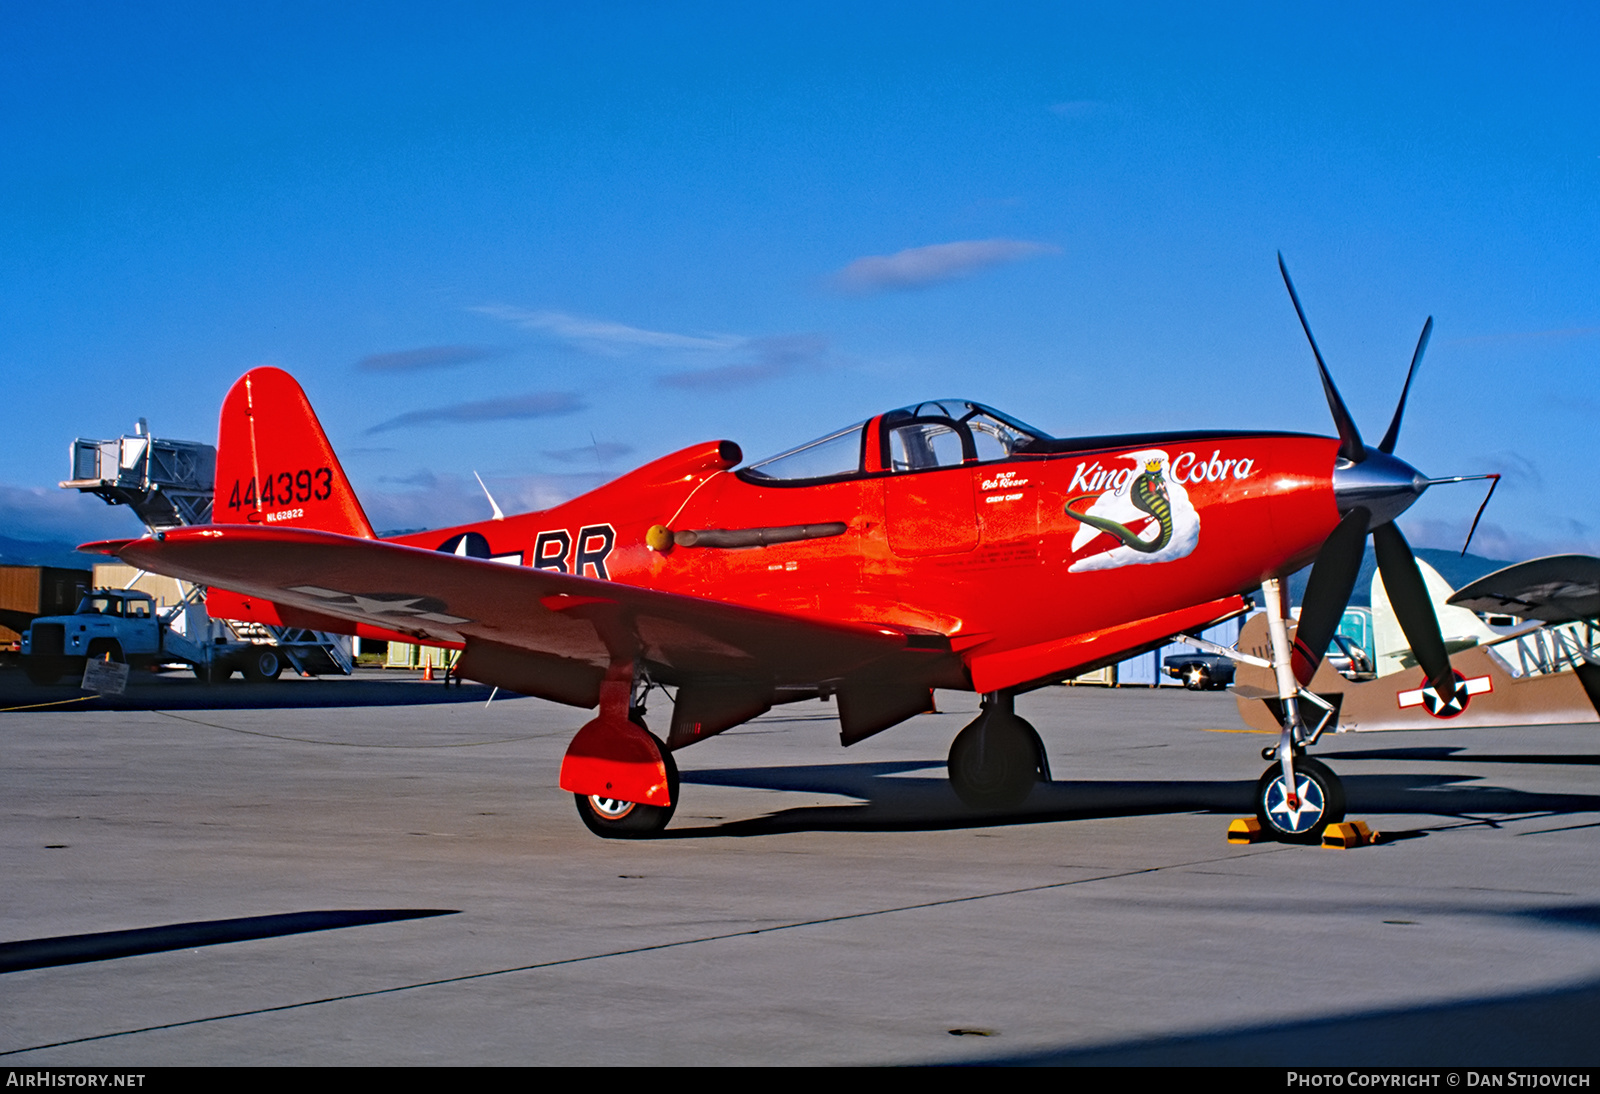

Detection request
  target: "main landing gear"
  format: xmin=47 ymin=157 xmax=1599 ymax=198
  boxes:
xmin=575 ymin=730 xmax=679 ymax=837
xmin=560 ymin=664 xmax=680 ymax=839
xmin=947 ymin=692 xmax=1050 ymax=810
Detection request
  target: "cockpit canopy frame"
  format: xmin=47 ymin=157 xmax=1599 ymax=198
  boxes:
xmin=738 ymin=400 xmax=1054 ymax=486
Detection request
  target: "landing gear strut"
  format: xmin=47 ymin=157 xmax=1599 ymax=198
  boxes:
xmin=1255 ymin=576 xmax=1346 ymax=842
xmin=947 ymin=692 xmax=1050 ymax=810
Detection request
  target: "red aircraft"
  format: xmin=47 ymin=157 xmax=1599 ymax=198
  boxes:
xmin=88 ymin=259 xmax=1476 ymax=842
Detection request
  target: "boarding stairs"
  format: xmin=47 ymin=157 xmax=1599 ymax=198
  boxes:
xmin=62 ymin=421 xmax=354 ymax=676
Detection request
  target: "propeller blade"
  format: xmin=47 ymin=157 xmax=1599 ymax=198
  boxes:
xmin=1378 ymin=316 xmax=1432 ymax=454
xmin=1278 ymin=253 xmax=1366 ymax=464
xmin=1291 ymin=506 xmax=1371 ymax=686
xmin=1372 ymin=521 xmax=1454 ymax=695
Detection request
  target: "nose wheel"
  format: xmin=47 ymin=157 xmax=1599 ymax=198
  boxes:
xmin=948 ymin=696 xmax=1049 ymax=810
xmin=1255 ymin=756 xmax=1345 ymax=843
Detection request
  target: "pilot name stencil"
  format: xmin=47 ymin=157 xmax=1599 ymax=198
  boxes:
xmin=981 ymin=471 xmax=1031 ymax=492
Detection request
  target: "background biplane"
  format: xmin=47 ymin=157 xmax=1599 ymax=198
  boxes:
xmin=1234 ymin=554 xmax=1600 ymax=737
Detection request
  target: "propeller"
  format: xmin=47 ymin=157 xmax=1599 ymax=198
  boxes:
xmin=1276 ymin=255 xmax=1459 ymax=700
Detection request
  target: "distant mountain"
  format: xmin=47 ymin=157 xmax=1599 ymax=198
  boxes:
xmin=0 ymin=535 xmax=104 ymax=571
xmin=1285 ymin=547 xmax=1512 ymax=608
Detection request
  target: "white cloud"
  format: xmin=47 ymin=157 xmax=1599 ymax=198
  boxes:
xmin=367 ymin=391 xmax=584 ymax=434
xmin=472 ymin=305 xmax=744 ymax=356
xmin=658 ymin=333 xmax=829 ymax=389
xmin=1478 ymin=450 xmax=1543 ymax=492
xmin=542 ymin=442 xmax=634 ymax=465
xmin=1402 ymin=515 xmax=1599 ymax=562
xmin=831 ymin=239 xmax=1058 ymax=295
xmin=362 ymin=471 xmax=611 ymax=534
xmin=473 ymin=303 xmax=826 ymax=391
xmin=356 ymin=345 xmax=505 ymax=372
xmin=0 ymin=483 xmax=145 ymax=545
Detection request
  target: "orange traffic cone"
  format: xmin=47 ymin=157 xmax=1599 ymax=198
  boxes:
xmin=423 ymin=662 xmax=434 ymax=681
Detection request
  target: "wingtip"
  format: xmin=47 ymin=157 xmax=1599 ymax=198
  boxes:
xmin=77 ymin=537 xmax=139 ymax=556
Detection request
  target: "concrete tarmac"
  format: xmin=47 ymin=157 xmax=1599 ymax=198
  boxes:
xmin=3 ymin=668 xmax=1598 ymax=1065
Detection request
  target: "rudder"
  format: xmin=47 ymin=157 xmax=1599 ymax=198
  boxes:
xmin=213 ymin=367 xmax=374 ymax=538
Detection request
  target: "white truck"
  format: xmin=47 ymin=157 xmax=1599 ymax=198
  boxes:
xmin=38 ymin=421 xmax=355 ymax=688
xmin=20 ymin=588 xmax=293 ymax=686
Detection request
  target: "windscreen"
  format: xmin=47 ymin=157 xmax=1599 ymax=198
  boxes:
xmin=742 ymin=421 xmax=867 ymax=482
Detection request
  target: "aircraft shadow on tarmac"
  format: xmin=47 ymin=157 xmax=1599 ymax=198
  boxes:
xmin=672 ymin=759 xmax=1600 ymax=838
xmin=957 ymin=901 xmax=1600 ymax=1065
xmin=0 ymin=909 xmax=458 ymax=974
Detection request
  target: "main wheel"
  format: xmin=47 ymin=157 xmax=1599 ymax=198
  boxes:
xmin=241 ymin=648 xmax=283 ymax=682
xmin=574 ymin=732 xmax=679 ymax=838
xmin=948 ymin=711 xmax=1046 ymax=810
xmin=1255 ymin=757 xmax=1346 ymax=843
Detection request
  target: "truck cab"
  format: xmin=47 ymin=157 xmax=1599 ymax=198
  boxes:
xmin=21 ymin=589 xmax=162 ymax=684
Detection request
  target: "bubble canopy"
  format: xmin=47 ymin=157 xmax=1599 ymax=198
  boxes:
xmin=739 ymin=400 xmax=1055 ymax=484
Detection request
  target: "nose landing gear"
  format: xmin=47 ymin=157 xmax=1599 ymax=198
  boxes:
xmin=1255 ymin=755 xmax=1345 ymax=843
xmin=1247 ymin=575 xmax=1351 ymax=842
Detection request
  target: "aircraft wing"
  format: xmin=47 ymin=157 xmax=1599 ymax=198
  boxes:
xmin=90 ymin=525 xmax=944 ymax=696
xmin=1448 ymin=554 xmax=1600 ymax=624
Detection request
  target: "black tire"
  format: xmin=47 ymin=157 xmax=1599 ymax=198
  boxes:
xmin=22 ymin=657 xmax=62 ymax=686
xmin=1255 ymin=757 xmax=1346 ymax=843
xmin=193 ymin=661 xmax=233 ymax=684
xmin=574 ymin=732 xmax=679 ymax=838
xmin=948 ymin=711 xmax=1046 ymax=810
xmin=241 ymin=648 xmax=283 ymax=683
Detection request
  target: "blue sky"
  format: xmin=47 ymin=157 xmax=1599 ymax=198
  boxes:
xmin=3 ymin=2 xmax=1596 ymax=559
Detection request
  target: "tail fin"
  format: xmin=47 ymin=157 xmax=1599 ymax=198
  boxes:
xmin=213 ymin=367 xmax=374 ymax=538
xmin=1372 ymin=557 xmax=1498 ymax=677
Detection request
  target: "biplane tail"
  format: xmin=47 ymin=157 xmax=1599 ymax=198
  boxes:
xmin=212 ymin=367 xmax=375 ymax=539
